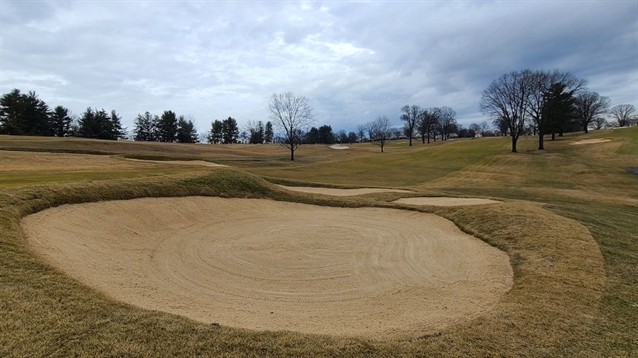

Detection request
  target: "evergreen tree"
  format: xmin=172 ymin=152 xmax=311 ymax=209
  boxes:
xmin=0 ymin=89 xmax=51 ymax=135
xmin=264 ymin=121 xmax=274 ymax=143
xmin=156 ymin=110 xmax=178 ymax=142
xmin=176 ymin=116 xmax=198 ymax=143
xmin=208 ymin=119 xmax=223 ymax=144
xmin=222 ymin=117 xmax=239 ymax=144
xmin=133 ymin=112 xmax=157 ymax=141
xmin=50 ymin=105 xmax=72 ymax=137
xmin=108 ymin=110 xmax=126 ymax=140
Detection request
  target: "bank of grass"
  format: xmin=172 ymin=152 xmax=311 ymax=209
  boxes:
xmin=1 ymin=127 xmax=637 ymax=356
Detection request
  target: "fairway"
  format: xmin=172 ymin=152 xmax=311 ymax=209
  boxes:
xmin=1 ymin=128 xmax=636 ymax=357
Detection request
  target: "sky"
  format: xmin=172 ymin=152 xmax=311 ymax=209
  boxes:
xmin=1 ymin=0 xmax=637 ymax=136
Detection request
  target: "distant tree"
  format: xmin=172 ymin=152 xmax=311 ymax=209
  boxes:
xmin=208 ymin=120 xmax=224 ymax=144
xmin=222 ymin=117 xmax=239 ymax=144
xmin=305 ymin=126 xmax=320 ymax=144
xmin=573 ymin=92 xmax=609 ymax=133
xmin=347 ymin=131 xmax=358 ymax=143
xmin=50 ymin=105 xmax=72 ymax=137
xmin=176 ymin=115 xmax=198 ymax=143
xmin=417 ymin=107 xmax=440 ymax=144
xmin=400 ymin=105 xmax=420 ymax=146
xmin=335 ymin=129 xmax=348 ymax=143
xmin=438 ymin=106 xmax=457 ymax=140
xmin=133 ymin=112 xmax=157 ymax=141
xmin=318 ymin=124 xmax=334 ymax=144
xmin=481 ymin=70 xmax=534 ymax=152
xmin=469 ymin=123 xmax=481 ymax=138
xmin=77 ymin=108 xmax=118 ymax=140
xmin=525 ymin=70 xmax=586 ymax=149
xmin=479 ymin=121 xmax=491 ymax=137
xmin=264 ymin=121 xmax=274 ymax=143
xmin=367 ymin=115 xmax=392 ymax=152
xmin=609 ymin=104 xmax=636 ymax=127
xmin=245 ymin=120 xmax=265 ymax=144
xmin=356 ymin=124 xmax=367 ymax=142
xmin=592 ymin=116 xmax=608 ymax=130
xmin=544 ymin=82 xmax=577 ymax=140
xmin=156 ymin=110 xmax=178 ymax=142
xmin=108 ymin=110 xmax=127 ymax=140
xmin=0 ymin=89 xmax=52 ymax=136
xmin=269 ymin=92 xmax=314 ymax=160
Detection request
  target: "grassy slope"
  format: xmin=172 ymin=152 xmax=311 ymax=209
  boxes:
xmin=1 ymin=128 xmax=636 ymax=356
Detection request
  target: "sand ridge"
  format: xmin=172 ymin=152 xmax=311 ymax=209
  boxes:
xmin=278 ymin=185 xmax=411 ymax=196
xmin=23 ymin=197 xmax=513 ymax=337
xmin=394 ymin=197 xmax=502 ymax=206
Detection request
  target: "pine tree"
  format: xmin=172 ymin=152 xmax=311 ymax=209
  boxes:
xmin=157 ymin=110 xmax=178 ymax=142
xmin=176 ymin=116 xmax=198 ymax=143
xmin=264 ymin=121 xmax=274 ymax=143
xmin=133 ymin=112 xmax=157 ymax=141
xmin=50 ymin=105 xmax=72 ymax=137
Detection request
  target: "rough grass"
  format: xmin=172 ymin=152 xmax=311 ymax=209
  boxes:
xmin=1 ymin=127 xmax=637 ymax=356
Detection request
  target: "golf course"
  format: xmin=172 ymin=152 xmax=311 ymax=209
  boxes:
xmin=1 ymin=127 xmax=636 ymax=356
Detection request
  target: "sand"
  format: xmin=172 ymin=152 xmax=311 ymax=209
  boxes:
xmin=23 ymin=197 xmax=513 ymax=337
xmin=278 ymin=185 xmax=412 ymax=196
xmin=394 ymin=197 xmax=502 ymax=206
xmin=124 ymin=158 xmax=226 ymax=167
xmin=570 ymin=138 xmax=611 ymax=145
xmin=329 ymin=145 xmax=349 ymax=150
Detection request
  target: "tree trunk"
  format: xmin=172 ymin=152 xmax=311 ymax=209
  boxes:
xmin=409 ymin=135 xmax=412 ymax=146
xmin=538 ymin=123 xmax=545 ymax=150
xmin=551 ymin=132 xmax=556 ymax=140
xmin=290 ymin=147 xmax=295 ymax=161
xmin=584 ymin=124 xmax=589 ymax=133
xmin=511 ymin=135 xmax=518 ymax=153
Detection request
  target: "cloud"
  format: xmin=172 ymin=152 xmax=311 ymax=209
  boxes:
xmin=1 ymin=0 xmax=635 ymax=135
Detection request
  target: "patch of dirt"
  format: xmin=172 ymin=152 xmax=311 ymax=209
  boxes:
xmin=23 ymin=197 xmax=513 ymax=338
xmin=278 ymin=185 xmax=411 ymax=196
xmin=570 ymin=138 xmax=611 ymax=145
xmin=394 ymin=197 xmax=502 ymax=206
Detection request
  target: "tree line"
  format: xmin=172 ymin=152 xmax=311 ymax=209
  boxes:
xmin=132 ymin=111 xmax=198 ymax=143
xmin=0 ymin=89 xmax=126 ymax=140
xmin=480 ymin=69 xmax=637 ymax=152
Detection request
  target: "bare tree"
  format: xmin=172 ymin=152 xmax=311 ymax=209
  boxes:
xmin=573 ymin=92 xmax=610 ymax=133
xmin=367 ymin=115 xmax=392 ymax=152
xmin=609 ymin=104 xmax=636 ymax=127
xmin=356 ymin=123 xmax=367 ymax=142
xmin=438 ymin=106 xmax=457 ymax=140
xmin=592 ymin=116 xmax=607 ymax=130
xmin=469 ymin=123 xmax=481 ymax=138
xmin=417 ymin=107 xmax=440 ymax=144
xmin=400 ymin=105 xmax=420 ymax=146
xmin=479 ymin=120 xmax=491 ymax=136
xmin=480 ymin=70 xmax=534 ymax=153
xmin=268 ymin=92 xmax=314 ymax=160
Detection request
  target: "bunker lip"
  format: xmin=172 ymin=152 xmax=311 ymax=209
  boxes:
xmin=23 ymin=197 xmax=513 ymax=338
xmin=278 ymin=185 xmax=412 ymax=196
xmin=394 ymin=197 xmax=502 ymax=206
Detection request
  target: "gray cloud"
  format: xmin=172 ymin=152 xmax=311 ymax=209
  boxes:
xmin=1 ymin=0 xmax=635 ymax=134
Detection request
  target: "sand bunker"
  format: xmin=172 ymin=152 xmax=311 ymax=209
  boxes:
xmin=278 ymin=185 xmax=411 ymax=196
xmin=124 ymin=158 xmax=226 ymax=167
xmin=329 ymin=144 xmax=349 ymax=150
xmin=23 ymin=197 xmax=512 ymax=337
xmin=570 ymin=138 xmax=611 ymax=145
xmin=394 ymin=197 xmax=502 ymax=206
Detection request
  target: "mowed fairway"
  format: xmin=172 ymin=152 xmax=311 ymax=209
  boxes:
xmin=1 ymin=128 xmax=637 ymax=356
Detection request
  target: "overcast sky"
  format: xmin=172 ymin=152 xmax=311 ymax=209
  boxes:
xmin=1 ymin=0 xmax=636 ymax=135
